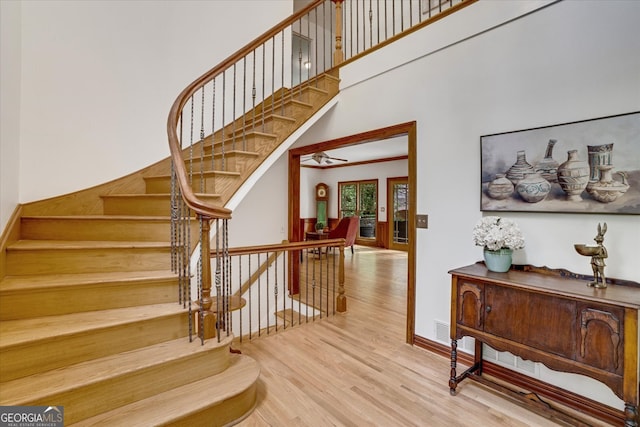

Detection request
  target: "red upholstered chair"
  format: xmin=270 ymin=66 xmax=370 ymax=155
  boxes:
xmin=328 ymin=216 xmax=359 ymax=254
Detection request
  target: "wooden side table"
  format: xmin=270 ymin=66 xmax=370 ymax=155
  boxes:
xmin=305 ymin=231 xmax=329 ymax=257
xmin=305 ymin=231 xmax=329 ymax=241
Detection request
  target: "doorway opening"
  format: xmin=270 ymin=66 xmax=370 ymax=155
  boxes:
xmin=288 ymin=121 xmax=417 ymax=344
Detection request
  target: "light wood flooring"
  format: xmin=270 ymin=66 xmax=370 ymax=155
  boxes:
xmin=235 ymin=247 xmax=610 ymax=427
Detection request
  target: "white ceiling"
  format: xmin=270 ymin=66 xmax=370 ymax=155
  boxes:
xmin=302 ymin=135 xmax=408 ymax=166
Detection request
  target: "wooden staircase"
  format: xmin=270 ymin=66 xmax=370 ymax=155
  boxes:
xmin=0 ymin=73 xmax=339 ymax=425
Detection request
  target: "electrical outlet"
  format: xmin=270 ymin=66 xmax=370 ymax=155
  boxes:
xmin=416 ymin=214 xmax=428 ymax=229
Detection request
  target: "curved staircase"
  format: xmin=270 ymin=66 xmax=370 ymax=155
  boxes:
xmin=0 ymin=72 xmax=338 ymax=425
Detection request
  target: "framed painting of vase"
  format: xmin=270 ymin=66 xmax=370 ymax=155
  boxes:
xmin=480 ymin=111 xmax=640 ymax=214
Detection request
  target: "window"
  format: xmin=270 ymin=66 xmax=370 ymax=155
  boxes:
xmin=339 ymin=180 xmax=378 ymax=239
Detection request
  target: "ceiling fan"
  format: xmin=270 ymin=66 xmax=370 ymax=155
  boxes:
xmin=301 ymin=151 xmax=348 ymax=165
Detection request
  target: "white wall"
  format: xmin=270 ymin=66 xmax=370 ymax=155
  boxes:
xmin=285 ymin=0 xmax=640 ymax=409
xmin=0 ymin=1 xmax=22 ymax=230
xmin=10 ymin=0 xmax=291 ymax=206
xmin=227 ymin=156 xmax=289 ymax=247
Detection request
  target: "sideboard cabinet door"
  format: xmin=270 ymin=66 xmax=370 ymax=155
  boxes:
xmin=576 ymin=301 xmax=625 ymax=377
xmin=456 ymin=280 xmax=484 ymax=331
xmin=484 ymin=285 xmax=577 ymax=360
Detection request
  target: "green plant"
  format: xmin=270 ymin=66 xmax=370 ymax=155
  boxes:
xmin=315 ymin=222 xmax=325 ymax=231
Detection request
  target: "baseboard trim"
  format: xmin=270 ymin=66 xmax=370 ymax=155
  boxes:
xmin=413 ymin=334 xmax=625 ymax=426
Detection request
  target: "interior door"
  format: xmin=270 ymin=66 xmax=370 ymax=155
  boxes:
xmin=388 ymin=177 xmax=409 ymax=251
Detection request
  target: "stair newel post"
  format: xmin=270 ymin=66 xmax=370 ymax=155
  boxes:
xmin=336 ymin=244 xmax=347 ymax=312
xmin=198 ymin=215 xmax=216 ymax=340
xmin=332 ymin=0 xmax=345 ymax=66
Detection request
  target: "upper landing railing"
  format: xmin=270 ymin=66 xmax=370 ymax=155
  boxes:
xmin=167 ymin=0 xmax=472 ymax=342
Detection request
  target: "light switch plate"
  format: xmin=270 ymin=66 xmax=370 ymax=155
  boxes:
xmin=416 ymin=214 xmax=428 ymax=229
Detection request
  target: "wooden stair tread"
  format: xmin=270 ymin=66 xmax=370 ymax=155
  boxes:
xmin=100 ymin=193 xmax=222 ymax=199
xmin=0 ymin=335 xmax=233 ymax=405
xmin=240 ymin=112 xmax=296 ymax=123
xmin=276 ymin=306 xmax=326 ymax=326
xmin=206 ymin=130 xmax=278 ymax=146
xmin=301 ymin=85 xmax=330 ymax=95
xmin=0 ymin=303 xmax=185 ymax=347
xmin=229 ymin=113 xmax=297 ymax=136
xmin=275 ymin=308 xmax=308 ymax=326
xmin=200 ymin=148 xmax=263 ymax=159
xmin=7 ymin=239 xmax=171 ymax=250
xmin=146 ymin=169 xmax=242 ymax=179
xmin=260 ymin=97 xmax=314 ymax=109
xmin=284 ymin=98 xmax=314 ymax=107
xmin=21 ymin=215 xmax=171 ymax=220
xmin=146 ymin=170 xmax=242 ymax=182
xmin=210 ymin=150 xmax=261 ymax=157
xmin=101 ymin=192 xmax=219 ymax=197
xmin=242 ymin=108 xmax=306 ymax=123
xmin=70 ymin=354 xmax=260 ymax=427
xmin=291 ymin=289 xmax=331 ymax=314
xmin=0 ymin=270 xmax=177 ymax=292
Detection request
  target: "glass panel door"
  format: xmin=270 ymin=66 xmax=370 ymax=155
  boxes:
xmin=388 ymin=177 xmax=409 ymax=250
xmin=339 ymin=180 xmax=378 ymax=240
xmin=359 ymin=182 xmax=377 ymax=239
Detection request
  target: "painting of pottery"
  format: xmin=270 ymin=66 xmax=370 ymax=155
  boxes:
xmin=480 ymin=111 xmax=640 ymax=214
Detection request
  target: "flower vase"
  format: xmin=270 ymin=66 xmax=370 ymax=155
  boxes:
xmin=483 ymin=248 xmax=513 ymax=272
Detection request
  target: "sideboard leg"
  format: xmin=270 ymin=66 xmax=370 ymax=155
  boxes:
xmin=474 ymin=339 xmax=483 ymax=376
xmin=624 ymin=402 xmax=638 ymax=427
xmin=449 ymin=339 xmax=458 ymax=395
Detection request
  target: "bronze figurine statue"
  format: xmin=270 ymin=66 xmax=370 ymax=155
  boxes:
xmin=574 ymin=222 xmax=608 ymax=288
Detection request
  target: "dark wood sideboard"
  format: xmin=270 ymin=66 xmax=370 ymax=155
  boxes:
xmin=449 ymin=263 xmax=640 ymax=426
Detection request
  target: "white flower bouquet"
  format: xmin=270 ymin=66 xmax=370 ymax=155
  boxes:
xmin=473 ymin=216 xmax=525 ymax=251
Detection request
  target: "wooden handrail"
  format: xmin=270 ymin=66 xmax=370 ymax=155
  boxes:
xmin=227 ymin=239 xmax=347 ymax=298
xmin=167 ymin=0 xmax=324 ymax=219
xmin=214 ymin=238 xmax=346 ymax=257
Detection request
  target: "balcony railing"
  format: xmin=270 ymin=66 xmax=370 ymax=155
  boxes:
xmin=207 ymin=239 xmax=347 ymax=343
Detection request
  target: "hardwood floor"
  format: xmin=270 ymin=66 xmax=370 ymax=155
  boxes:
xmin=235 ymin=247 xmax=609 ymax=427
